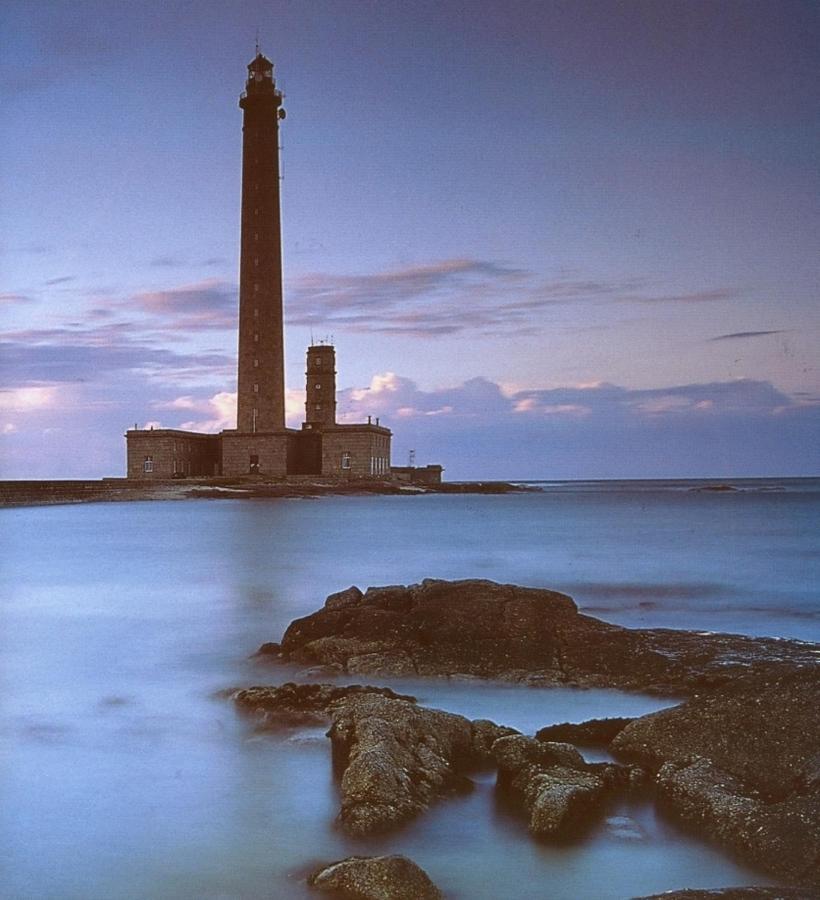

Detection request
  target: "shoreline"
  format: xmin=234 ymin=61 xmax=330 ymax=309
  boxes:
xmin=0 ymin=477 xmax=531 ymax=509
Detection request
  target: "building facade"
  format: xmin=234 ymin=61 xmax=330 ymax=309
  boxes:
xmin=125 ymin=53 xmax=393 ymax=481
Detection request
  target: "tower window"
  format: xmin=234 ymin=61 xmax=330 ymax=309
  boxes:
xmin=254 ymin=257 xmax=259 ymax=267
xmin=341 ymin=452 xmax=351 ymax=470
xmin=314 ymin=404 xmax=321 ymax=411
xmin=254 ymin=283 xmax=259 ymax=292
xmin=254 ymin=333 xmax=259 ymax=342
xmin=315 ymin=383 xmax=321 ymax=390
xmin=253 ymin=383 xmax=259 ymax=393
xmin=315 ymin=358 xmax=322 ymax=366
xmin=253 ymin=359 xmax=259 ymax=368
xmin=143 ymin=456 xmax=153 ymax=474
xmin=253 ymin=308 xmax=258 ymax=318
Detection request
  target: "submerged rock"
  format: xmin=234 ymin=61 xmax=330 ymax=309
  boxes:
xmin=273 ymin=579 xmax=818 ymax=695
xmin=613 ymin=668 xmax=820 ymax=886
xmin=492 ymin=734 xmax=644 ymax=837
xmin=231 ymin=682 xmax=415 ymax=729
xmin=308 ymin=854 xmax=442 ymax=899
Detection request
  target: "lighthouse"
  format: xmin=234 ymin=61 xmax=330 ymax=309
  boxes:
xmin=236 ymin=53 xmax=286 ymax=433
xmin=126 ymin=53 xmax=397 ymax=482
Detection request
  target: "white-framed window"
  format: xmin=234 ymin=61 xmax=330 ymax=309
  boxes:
xmin=253 ymin=383 xmax=259 ymax=393
xmin=253 ymin=359 xmax=259 ymax=368
xmin=341 ymin=452 xmax=351 ymax=470
xmin=143 ymin=456 xmax=153 ymax=473
xmin=315 ymin=383 xmax=321 ymax=389
xmin=254 ymin=332 xmax=259 ymax=342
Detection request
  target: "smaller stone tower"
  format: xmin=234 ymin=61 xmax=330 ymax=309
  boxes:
xmin=305 ymin=344 xmax=337 ymax=428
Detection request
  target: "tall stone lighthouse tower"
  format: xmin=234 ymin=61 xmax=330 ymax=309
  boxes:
xmin=236 ymin=52 xmax=286 ymax=433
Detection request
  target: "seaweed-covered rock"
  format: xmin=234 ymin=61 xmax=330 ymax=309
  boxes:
xmin=308 ymin=854 xmax=442 ymax=899
xmin=274 ymin=579 xmax=819 ymax=694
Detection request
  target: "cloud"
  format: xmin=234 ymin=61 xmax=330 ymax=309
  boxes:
xmin=709 ymin=330 xmax=785 ymax=342
xmin=0 ymin=385 xmax=59 ymax=412
xmin=44 ymin=276 xmax=75 ymax=286
xmin=286 ymin=259 xmax=735 ymax=337
xmin=0 ymin=292 xmax=33 ymax=304
xmin=130 ymin=279 xmax=236 ymax=331
xmin=336 ymin=374 xmax=820 ymax=479
xmin=150 ymin=256 xmax=185 ymax=268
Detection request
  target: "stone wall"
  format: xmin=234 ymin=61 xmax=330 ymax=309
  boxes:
xmin=126 ymin=429 xmax=221 ymax=479
xmin=321 ymin=426 xmax=391 ymax=478
xmin=220 ymin=430 xmax=292 ymax=477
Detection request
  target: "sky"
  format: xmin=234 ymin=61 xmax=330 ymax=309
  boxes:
xmin=1 ymin=0 xmax=818 ymax=479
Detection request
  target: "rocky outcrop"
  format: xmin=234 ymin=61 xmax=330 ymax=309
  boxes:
xmin=613 ymin=668 xmax=820 ymax=886
xmin=231 ymin=682 xmax=415 ymax=729
xmin=327 ymin=694 xmax=475 ymax=835
xmin=492 ymin=734 xmax=646 ymax=837
xmin=535 ymin=716 xmax=635 ymax=745
xmin=308 ymin=854 xmax=442 ymax=899
xmin=270 ymin=579 xmax=819 ymax=695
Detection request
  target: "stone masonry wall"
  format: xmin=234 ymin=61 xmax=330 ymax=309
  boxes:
xmin=126 ymin=430 xmax=220 ymax=479
xmin=220 ymin=431 xmax=291 ymax=477
xmin=321 ymin=427 xmax=391 ymax=478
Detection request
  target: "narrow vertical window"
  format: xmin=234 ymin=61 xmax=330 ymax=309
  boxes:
xmin=143 ymin=456 xmax=153 ymax=474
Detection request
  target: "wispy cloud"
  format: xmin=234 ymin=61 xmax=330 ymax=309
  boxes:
xmin=44 ymin=275 xmax=75 ymax=286
xmin=149 ymin=256 xmax=185 ymax=268
xmin=286 ymin=259 xmax=735 ymax=337
xmin=130 ymin=279 xmax=236 ymax=331
xmin=0 ymin=292 xmax=33 ymax=304
xmin=709 ymin=330 xmax=785 ymax=342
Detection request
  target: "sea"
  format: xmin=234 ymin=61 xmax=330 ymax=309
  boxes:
xmin=1 ymin=477 xmax=818 ymax=899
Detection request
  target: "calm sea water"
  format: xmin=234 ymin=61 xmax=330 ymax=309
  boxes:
xmin=1 ymin=478 xmax=817 ymax=899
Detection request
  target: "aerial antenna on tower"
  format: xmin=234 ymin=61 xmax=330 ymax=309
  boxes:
xmin=255 ymin=29 xmax=260 ymax=56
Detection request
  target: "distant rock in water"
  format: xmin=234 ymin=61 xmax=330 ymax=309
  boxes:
xmin=691 ymin=483 xmax=739 ymax=492
xmin=308 ymin=854 xmax=442 ymax=899
xmin=613 ymin=667 xmax=820 ymax=886
xmin=634 ymin=889 xmax=816 ymax=899
xmin=269 ymin=578 xmax=819 ymax=695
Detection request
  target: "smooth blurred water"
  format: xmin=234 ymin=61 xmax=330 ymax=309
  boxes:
xmin=2 ymin=479 xmax=816 ymax=898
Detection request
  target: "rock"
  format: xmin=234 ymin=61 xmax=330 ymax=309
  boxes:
xmin=492 ymin=734 xmax=629 ymax=837
xmin=275 ymin=579 xmax=819 ymax=695
xmin=327 ymin=694 xmax=475 ymax=835
xmin=324 ymin=586 xmax=363 ymax=611
xmin=634 ymin=889 xmax=817 ymax=899
xmin=253 ymin=641 xmax=281 ymax=656
xmin=613 ymin=668 xmax=820 ymax=886
xmin=231 ymin=682 xmax=415 ymax=729
xmin=470 ymin=718 xmax=520 ymax=761
xmin=536 ymin=716 xmax=635 ymax=745
xmin=308 ymin=854 xmax=442 ymax=899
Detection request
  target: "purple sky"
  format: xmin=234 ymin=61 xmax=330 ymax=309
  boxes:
xmin=1 ymin=0 xmax=818 ymax=479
